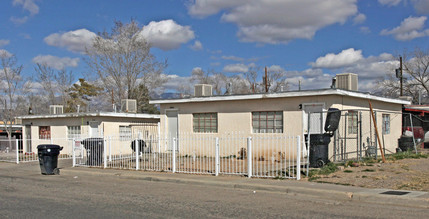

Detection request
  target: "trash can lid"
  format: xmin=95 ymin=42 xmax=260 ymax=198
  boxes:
xmin=37 ymin=144 xmax=62 ymax=150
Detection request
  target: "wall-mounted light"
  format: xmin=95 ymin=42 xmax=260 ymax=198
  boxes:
xmin=299 ymin=104 xmax=302 ymax=110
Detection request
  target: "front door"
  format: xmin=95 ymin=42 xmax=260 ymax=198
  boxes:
xmin=25 ymin=125 xmax=31 ymax=152
xmin=166 ymin=110 xmax=178 ymax=150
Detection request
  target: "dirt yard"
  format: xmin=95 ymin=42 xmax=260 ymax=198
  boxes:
xmin=304 ymin=149 xmax=429 ymax=192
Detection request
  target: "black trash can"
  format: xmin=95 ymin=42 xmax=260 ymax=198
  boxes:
xmin=131 ymin=139 xmax=151 ymax=153
xmin=37 ymin=144 xmax=63 ymax=175
xmin=398 ymin=136 xmax=414 ymax=151
xmin=81 ymin=138 xmax=104 ymax=166
xmin=305 ymin=134 xmax=331 ymax=168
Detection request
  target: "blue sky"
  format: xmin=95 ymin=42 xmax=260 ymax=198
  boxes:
xmin=1 ymin=0 xmax=428 ymax=92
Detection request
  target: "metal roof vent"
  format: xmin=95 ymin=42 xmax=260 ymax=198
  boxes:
xmin=121 ymin=99 xmax=137 ymax=113
xmin=335 ymin=73 xmax=358 ymax=91
xmin=194 ymin=84 xmax=212 ymax=97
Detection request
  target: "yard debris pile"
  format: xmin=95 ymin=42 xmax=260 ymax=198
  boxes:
xmin=305 ymin=149 xmax=429 ymax=191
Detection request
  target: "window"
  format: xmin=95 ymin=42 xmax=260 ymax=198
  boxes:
xmin=67 ymin=126 xmax=81 ymax=139
xmin=39 ymin=126 xmax=51 ymax=139
xmin=252 ymin=111 xmax=283 ymax=133
xmin=347 ymin=111 xmax=358 ymax=134
xmin=119 ymin=126 xmax=132 ymax=141
xmin=193 ymin=113 xmax=217 ymax=133
xmin=382 ymin=114 xmax=390 ymax=134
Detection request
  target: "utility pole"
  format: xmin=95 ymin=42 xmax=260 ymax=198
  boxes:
xmin=264 ymin=66 xmax=269 ymax=93
xmin=396 ymin=56 xmax=403 ymax=96
xmin=400 ymin=56 xmax=403 ymax=96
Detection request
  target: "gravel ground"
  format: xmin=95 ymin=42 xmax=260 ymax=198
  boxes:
xmin=305 ymin=149 xmax=429 ymax=191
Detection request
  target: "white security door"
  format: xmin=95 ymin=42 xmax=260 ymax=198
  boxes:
xmin=166 ymin=110 xmax=178 ymax=150
xmin=89 ymin=122 xmax=100 ymax=137
xmin=303 ymin=103 xmax=325 ymax=134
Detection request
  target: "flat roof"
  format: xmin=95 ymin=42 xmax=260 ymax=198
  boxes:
xmin=150 ymin=88 xmax=411 ymax=105
xmin=17 ymin=112 xmax=160 ymax=120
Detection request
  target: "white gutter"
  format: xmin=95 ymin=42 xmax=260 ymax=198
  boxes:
xmin=150 ymin=89 xmax=411 ymax=105
xmin=17 ymin=112 xmax=160 ymax=120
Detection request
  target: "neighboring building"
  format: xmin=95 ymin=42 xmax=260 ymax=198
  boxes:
xmin=18 ymin=112 xmax=160 ymax=155
xmin=403 ymin=105 xmax=429 ymax=143
xmin=150 ymin=88 xmax=411 ymax=159
xmin=0 ymin=122 xmax=23 ymax=153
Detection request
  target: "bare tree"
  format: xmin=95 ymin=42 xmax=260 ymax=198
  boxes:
xmin=267 ymin=69 xmax=289 ymax=92
xmin=0 ymin=51 xmax=27 ymax=150
xmin=33 ymin=63 xmax=74 ymax=111
xmin=376 ymin=48 xmax=429 ymax=103
xmin=85 ymin=20 xmax=167 ymax=107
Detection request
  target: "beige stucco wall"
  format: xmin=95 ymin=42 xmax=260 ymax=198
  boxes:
xmin=158 ymin=94 xmax=404 ymax=159
xmin=21 ymin=116 xmax=159 ymax=155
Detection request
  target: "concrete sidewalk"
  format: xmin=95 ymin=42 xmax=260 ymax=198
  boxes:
xmin=59 ymin=163 xmax=429 ymax=209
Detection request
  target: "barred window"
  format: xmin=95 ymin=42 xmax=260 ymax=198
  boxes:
xmin=39 ymin=126 xmax=51 ymax=139
xmin=119 ymin=126 xmax=132 ymax=141
xmin=347 ymin=111 xmax=358 ymax=134
xmin=193 ymin=113 xmax=217 ymax=133
xmin=252 ymin=111 xmax=283 ymax=133
xmin=382 ymin=114 xmax=390 ymax=134
xmin=67 ymin=126 xmax=81 ymax=139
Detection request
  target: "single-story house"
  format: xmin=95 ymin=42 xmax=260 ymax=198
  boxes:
xmin=150 ymin=86 xmax=411 ymax=160
xmin=18 ymin=111 xmax=160 ymax=155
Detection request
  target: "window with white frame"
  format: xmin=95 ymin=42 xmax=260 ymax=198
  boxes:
xmin=193 ymin=113 xmax=217 ymax=133
xmin=39 ymin=126 xmax=51 ymax=139
xmin=67 ymin=126 xmax=81 ymax=139
xmin=347 ymin=111 xmax=358 ymax=134
xmin=382 ymin=114 xmax=390 ymax=134
xmin=119 ymin=126 xmax=132 ymax=141
xmin=252 ymin=111 xmax=283 ymax=133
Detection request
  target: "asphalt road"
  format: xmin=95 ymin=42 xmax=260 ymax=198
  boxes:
xmin=0 ymin=161 xmax=428 ymax=218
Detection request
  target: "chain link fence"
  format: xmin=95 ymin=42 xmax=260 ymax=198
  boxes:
xmin=308 ymin=109 xmax=411 ymax=163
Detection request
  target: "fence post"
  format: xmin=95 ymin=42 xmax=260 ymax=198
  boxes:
xmin=104 ymin=138 xmax=107 ymax=169
xmin=72 ymin=139 xmax=76 ymax=167
xmin=247 ymin=137 xmax=252 ymax=178
xmin=409 ymin=114 xmax=418 ymax=154
xmin=215 ymin=137 xmax=220 ymax=176
xmin=136 ymin=138 xmax=140 ymax=170
xmin=157 ymin=122 xmax=161 ymax=153
xmin=109 ymin=136 xmax=112 ymax=162
xmin=296 ymin=136 xmax=301 ymax=180
xmin=172 ymin=137 xmax=176 ymax=173
xmin=16 ymin=139 xmax=19 ymax=164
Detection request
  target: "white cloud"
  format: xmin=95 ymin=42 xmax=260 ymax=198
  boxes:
xmin=140 ymin=20 xmax=195 ymax=51
xmin=378 ymin=0 xmax=402 ymax=6
xmin=44 ymin=29 xmax=96 ymax=53
xmin=0 ymin=49 xmax=12 ymax=58
xmin=380 ymin=16 xmax=429 ymax=41
xmin=0 ymin=39 xmax=10 ymax=47
xmin=188 ymin=0 xmax=358 ymax=44
xmin=360 ymin=26 xmax=371 ymax=34
xmin=32 ymin=55 xmax=79 ymax=70
xmin=13 ymin=0 xmax=39 ymax=15
xmin=411 ymin=0 xmax=429 ymax=14
xmin=353 ymin=13 xmax=366 ymax=24
xmin=190 ymin=40 xmax=203 ymax=51
xmin=10 ymin=16 xmax=28 ymax=25
xmin=223 ymin=63 xmax=250 ymax=73
xmin=221 ymin=55 xmax=245 ymax=62
xmin=188 ymin=0 xmax=247 ymax=18
xmin=311 ymin=48 xmax=364 ymax=69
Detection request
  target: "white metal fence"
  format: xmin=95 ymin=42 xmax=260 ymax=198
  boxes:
xmin=72 ymin=133 xmax=304 ymax=180
xmin=0 ymin=138 xmax=74 ymax=163
xmin=1 ymin=134 xmax=305 ymax=180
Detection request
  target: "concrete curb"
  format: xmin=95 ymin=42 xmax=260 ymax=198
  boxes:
xmin=63 ymin=167 xmax=429 ymax=209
